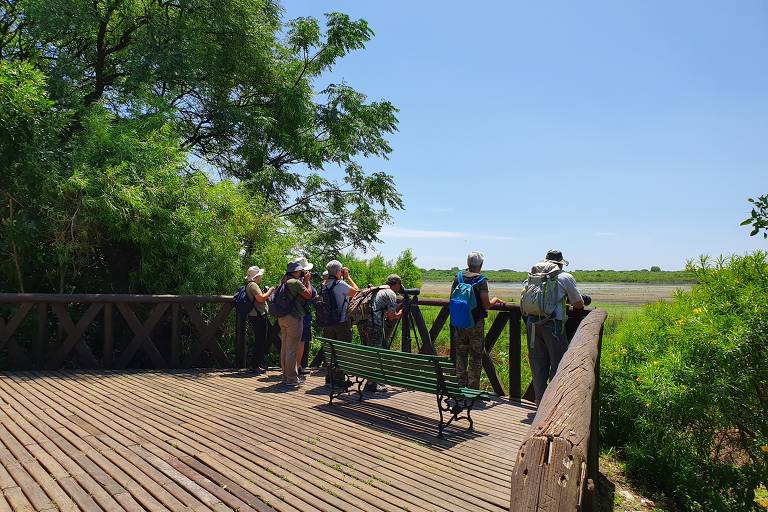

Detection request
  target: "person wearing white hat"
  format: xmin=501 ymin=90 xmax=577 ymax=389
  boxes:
xmin=244 ymin=266 xmax=275 ymax=373
xmin=277 ymin=260 xmax=314 ymax=387
xmin=291 ymin=256 xmax=317 ymax=375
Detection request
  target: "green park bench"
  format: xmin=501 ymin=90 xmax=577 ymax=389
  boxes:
xmin=320 ymin=337 xmax=488 ymax=438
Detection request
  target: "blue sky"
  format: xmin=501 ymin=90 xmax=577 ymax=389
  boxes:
xmin=282 ymin=0 xmax=767 ymax=270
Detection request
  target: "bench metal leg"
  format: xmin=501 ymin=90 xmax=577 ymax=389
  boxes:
xmin=354 ymin=377 xmax=366 ymax=401
xmin=436 ymin=395 xmax=481 ymax=438
xmin=328 ymin=371 xmax=354 ymax=405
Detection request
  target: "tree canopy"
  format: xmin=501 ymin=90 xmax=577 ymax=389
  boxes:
xmin=0 ymin=0 xmax=403 ymax=293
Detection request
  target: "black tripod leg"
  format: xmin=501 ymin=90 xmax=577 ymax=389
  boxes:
xmin=310 ymin=350 xmax=324 ymax=368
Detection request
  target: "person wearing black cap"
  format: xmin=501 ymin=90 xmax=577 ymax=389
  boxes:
xmin=526 ymin=249 xmax=585 ymax=405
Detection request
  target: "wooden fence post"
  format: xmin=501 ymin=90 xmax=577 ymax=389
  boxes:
xmin=35 ymin=302 xmax=47 ymax=368
xmin=170 ymin=303 xmax=180 ymax=368
xmin=509 ymin=310 xmax=607 ymax=512
xmin=235 ymin=311 xmax=246 ymax=368
xmin=509 ymin=309 xmax=522 ymax=401
xmin=102 ymin=303 xmax=113 ymax=368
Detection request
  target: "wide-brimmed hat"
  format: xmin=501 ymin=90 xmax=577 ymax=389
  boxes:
xmin=286 ymin=261 xmax=304 ymax=273
xmin=244 ymin=266 xmax=265 ymax=280
xmin=292 ymin=256 xmax=313 ymax=271
xmin=545 ymin=249 xmax=569 ymax=266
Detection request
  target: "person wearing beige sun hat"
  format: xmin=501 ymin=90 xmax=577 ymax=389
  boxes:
xmin=244 ymin=266 xmax=275 ymax=373
xmin=290 ymin=256 xmax=318 ymax=375
xmin=273 ymin=259 xmax=314 ymax=387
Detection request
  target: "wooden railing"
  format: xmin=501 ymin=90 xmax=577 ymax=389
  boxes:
xmin=0 ymin=293 xmax=594 ymax=401
xmin=0 ymin=294 xmax=239 ymax=370
xmin=508 ymin=309 xmax=607 ymax=512
xmin=415 ymin=298 xmax=523 ymax=397
xmin=416 ymin=298 xmax=592 ymax=399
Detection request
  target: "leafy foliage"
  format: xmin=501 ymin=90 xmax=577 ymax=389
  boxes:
xmin=0 ymin=0 xmax=401 ymax=293
xmin=742 ymin=195 xmax=768 ymax=239
xmin=335 ymin=250 xmax=422 ymax=290
xmin=601 ymin=252 xmax=768 ymax=511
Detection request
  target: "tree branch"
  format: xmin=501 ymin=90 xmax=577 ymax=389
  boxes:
xmin=278 ymin=187 xmax=360 ymax=215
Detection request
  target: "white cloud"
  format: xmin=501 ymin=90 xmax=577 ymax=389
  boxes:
xmin=380 ymin=227 xmax=520 ymax=241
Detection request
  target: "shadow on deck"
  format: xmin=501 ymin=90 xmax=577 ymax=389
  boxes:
xmin=0 ymin=369 xmax=535 ymax=512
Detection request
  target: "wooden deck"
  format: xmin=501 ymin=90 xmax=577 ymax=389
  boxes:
xmin=0 ymin=369 xmax=534 ymax=512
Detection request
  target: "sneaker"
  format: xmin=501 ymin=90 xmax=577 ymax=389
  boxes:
xmin=298 ymin=367 xmax=311 ymax=376
xmin=375 ymin=383 xmax=388 ymax=393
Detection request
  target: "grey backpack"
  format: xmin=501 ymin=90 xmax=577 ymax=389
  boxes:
xmin=520 ymin=262 xmax=563 ymax=317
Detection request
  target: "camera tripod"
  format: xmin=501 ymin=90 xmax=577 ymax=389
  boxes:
xmin=386 ymin=288 xmax=435 ymax=355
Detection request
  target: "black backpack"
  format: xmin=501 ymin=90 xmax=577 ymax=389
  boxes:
xmin=269 ymin=283 xmax=296 ymax=318
xmin=315 ymin=280 xmax=341 ymax=327
xmin=233 ymin=285 xmax=254 ymax=316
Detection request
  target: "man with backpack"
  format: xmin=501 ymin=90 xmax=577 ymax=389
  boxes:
xmin=450 ymin=251 xmax=505 ymax=390
xmin=271 ymin=260 xmax=315 ymax=388
xmin=352 ymin=274 xmax=403 ymax=392
xmin=316 ymin=260 xmax=360 ymax=342
xmin=520 ymin=249 xmax=585 ymax=405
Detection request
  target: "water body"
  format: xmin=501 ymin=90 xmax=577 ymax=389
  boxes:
xmin=420 ymin=281 xmax=692 ymax=305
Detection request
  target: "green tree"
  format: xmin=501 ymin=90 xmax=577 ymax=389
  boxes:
xmin=393 ymin=248 xmax=422 ymax=288
xmin=0 ymin=0 xmax=402 ymax=293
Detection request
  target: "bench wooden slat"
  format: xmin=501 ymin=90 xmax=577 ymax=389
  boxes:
xmin=323 ymin=338 xmax=485 ymax=399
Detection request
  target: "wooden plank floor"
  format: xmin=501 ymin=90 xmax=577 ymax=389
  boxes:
xmin=0 ymin=369 xmax=536 ymax=511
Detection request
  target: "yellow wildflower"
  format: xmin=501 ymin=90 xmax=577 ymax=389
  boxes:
xmin=761 ymin=445 xmax=768 ymax=454
xmin=693 ymin=307 xmax=702 ymax=315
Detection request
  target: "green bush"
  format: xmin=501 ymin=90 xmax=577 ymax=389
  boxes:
xmin=601 ymin=252 xmax=768 ymax=511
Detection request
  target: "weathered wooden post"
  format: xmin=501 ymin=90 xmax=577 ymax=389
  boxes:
xmin=509 ymin=309 xmax=607 ymax=512
xmin=509 ymin=308 xmax=522 ymax=400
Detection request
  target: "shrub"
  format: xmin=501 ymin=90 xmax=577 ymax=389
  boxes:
xmin=601 ymin=252 xmax=768 ymax=511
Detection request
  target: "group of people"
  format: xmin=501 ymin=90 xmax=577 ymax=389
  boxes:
xmin=240 ymin=249 xmax=585 ymax=405
xmin=241 ymin=256 xmax=404 ymax=389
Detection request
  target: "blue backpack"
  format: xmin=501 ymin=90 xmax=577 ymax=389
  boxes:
xmin=449 ymin=272 xmax=486 ymax=329
xmin=233 ymin=285 xmax=255 ymax=316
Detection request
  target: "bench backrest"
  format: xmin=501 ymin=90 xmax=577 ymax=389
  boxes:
xmin=320 ymin=337 xmax=467 ymax=397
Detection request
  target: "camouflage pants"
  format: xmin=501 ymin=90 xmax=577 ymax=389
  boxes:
xmin=454 ymin=319 xmax=485 ymax=389
xmin=358 ymin=320 xmax=384 ymax=348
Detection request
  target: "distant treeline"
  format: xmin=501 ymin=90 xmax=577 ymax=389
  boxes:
xmin=421 ymin=269 xmax=698 ymax=284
